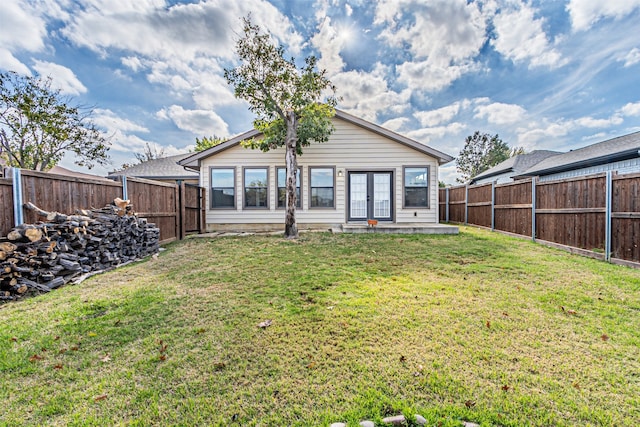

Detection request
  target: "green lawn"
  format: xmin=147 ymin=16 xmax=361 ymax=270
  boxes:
xmin=1 ymin=227 xmax=638 ymax=426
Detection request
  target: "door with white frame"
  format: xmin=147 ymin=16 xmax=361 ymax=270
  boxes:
xmin=348 ymin=171 xmax=393 ymax=221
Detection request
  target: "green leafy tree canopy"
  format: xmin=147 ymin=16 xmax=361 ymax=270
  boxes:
xmin=194 ymin=135 xmax=226 ymax=152
xmin=224 ymin=16 xmax=338 ymax=238
xmin=456 ymin=131 xmax=524 ymax=182
xmin=0 ymin=71 xmax=109 ymax=171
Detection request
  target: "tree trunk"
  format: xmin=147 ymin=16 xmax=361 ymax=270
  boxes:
xmin=284 ymin=110 xmax=299 ymax=239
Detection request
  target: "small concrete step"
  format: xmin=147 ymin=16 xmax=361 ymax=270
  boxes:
xmin=340 ymin=223 xmax=459 ymax=234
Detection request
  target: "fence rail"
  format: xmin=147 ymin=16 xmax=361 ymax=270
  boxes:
xmin=0 ymin=168 xmax=204 ymax=244
xmin=439 ymin=171 xmax=640 ymax=268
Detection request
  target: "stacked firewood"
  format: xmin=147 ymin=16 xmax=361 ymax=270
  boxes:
xmin=0 ymin=199 xmax=159 ymax=301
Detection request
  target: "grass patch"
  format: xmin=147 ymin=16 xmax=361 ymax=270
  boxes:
xmin=1 ymin=227 xmax=638 ymax=426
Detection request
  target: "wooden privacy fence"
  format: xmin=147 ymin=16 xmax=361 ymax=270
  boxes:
xmin=0 ymin=169 xmax=205 ymax=244
xmin=439 ymin=172 xmax=640 ymax=268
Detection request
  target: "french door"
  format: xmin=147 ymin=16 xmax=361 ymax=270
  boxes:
xmin=348 ymin=172 xmax=393 ymax=221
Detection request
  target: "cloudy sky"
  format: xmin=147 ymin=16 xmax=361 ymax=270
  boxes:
xmin=2 ymin=0 xmax=640 ymax=183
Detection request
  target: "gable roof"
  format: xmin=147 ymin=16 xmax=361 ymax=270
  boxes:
xmin=516 ymin=131 xmax=640 ymax=178
xmin=471 ymin=150 xmax=562 ymax=183
xmin=179 ymin=109 xmax=455 ymax=170
xmin=108 ymin=153 xmax=199 ymax=180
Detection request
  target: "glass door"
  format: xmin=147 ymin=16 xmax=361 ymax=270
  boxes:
xmin=349 ymin=173 xmax=367 ymax=219
xmin=348 ymin=172 xmax=393 ymax=221
xmin=373 ymin=173 xmax=391 ymax=218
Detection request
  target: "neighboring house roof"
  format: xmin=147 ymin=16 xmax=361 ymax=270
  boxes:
xmin=49 ymin=165 xmax=112 ymax=181
xmin=108 ymin=153 xmax=199 ymax=180
xmin=516 ymin=131 xmax=640 ymax=178
xmin=179 ymin=109 xmax=455 ymax=170
xmin=471 ymin=150 xmax=562 ymax=183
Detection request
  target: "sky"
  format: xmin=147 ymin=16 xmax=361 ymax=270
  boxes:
xmin=2 ymin=0 xmax=640 ymax=184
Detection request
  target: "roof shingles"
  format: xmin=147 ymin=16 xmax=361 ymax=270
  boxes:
xmin=108 ymin=153 xmax=198 ymax=180
xmin=518 ymin=131 xmax=640 ymax=177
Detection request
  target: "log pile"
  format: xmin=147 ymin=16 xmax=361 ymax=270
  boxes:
xmin=0 ymin=199 xmax=159 ymax=301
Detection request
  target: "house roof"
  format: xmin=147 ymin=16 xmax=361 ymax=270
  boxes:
xmin=108 ymin=153 xmax=199 ymax=180
xmin=516 ymin=131 xmax=640 ymax=178
xmin=49 ymin=165 xmax=112 ymax=181
xmin=178 ymin=109 xmax=455 ymax=170
xmin=471 ymin=150 xmax=562 ymax=183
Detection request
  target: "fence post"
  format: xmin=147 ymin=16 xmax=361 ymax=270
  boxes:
xmin=491 ymin=181 xmax=495 ymax=231
xmin=465 ymin=185 xmax=469 ymax=225
xmin=11 ymin=168 xmax=24 ymax=226
xmin=121 ymin=175 xmax=128 ymax=201
xmin=179 ymin=182 xmax=186 ymax=240
xmin=605 ymin=171 xmax=612 ymax=262
xmin=200 ymin=186 xmax=206 ymax=234
xmin=531 ymin=178 xmax=536 ymax=242
xmin=445 ymin=187 xmax=449 ymax=223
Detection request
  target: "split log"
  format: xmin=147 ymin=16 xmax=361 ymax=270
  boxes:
xmin=7 ymin=226 xmax=43 ymax=242
xmin=0 ymin=242 xmax=17 ymax=253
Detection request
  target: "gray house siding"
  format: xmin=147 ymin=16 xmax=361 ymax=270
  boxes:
xmin=537 ymin=158 xmax=640 ymax=182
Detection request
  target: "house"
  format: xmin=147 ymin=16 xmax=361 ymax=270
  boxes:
xmin=108 ymin=153 xmax=199 ymax=185
xmin=178 ymin=109 xmax=456 ymax=233
xmin=515 ymin=131 xmax=640 ymax=182
xmin=470 ymin=150 xmax=561 ymax=185
xmin=49 ymin=165 xmax=113 ymax=181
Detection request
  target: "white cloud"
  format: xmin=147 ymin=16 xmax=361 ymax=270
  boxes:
xmin=191 ymin=76 xmax=242 ymax=110
xmin=32 ymin=60 xmax=87 ymax=95
xmin=406 ymin=122 xmax=466 ymax=143
xmin=414 ymin=102 xmax=465 ymax=127
xmin=93 ymin=109 xmax=149 ymax=134
xmin=438 ymin=163 xmax=460 ymax=185
xmin=121 ymin=56 xmax=143 ymax=73
xmin=620 ymin=101 xmax=640 ymax=117
xmin=375 ymin=0 xmax=487 ymax=91
xmin=51 ymin=0 xmax=303 ymax=115
xmin=332 ymin=65 xmax=411 ymax=121
xmin=0 ymin=0 xmax=47 ymax=53
xmin=129 ymin=56 xmax=238 ymax=109
xmin=59 ymin=0 xmax=302 ymax=62
xmin=157 ymin=105 xmax=229 ymax=136
xmin=474 ymin=102 xmax=527 ymax=125
xmin=311 ymin=16 xmax=347 ymax=76
xmin=375 ymin=0 xmax=486 ymax=62
xmin=492 ymin=2 xmax=565 ymax=68
xmin=0 ymin=0 xmax=50 ymax=74
xmin=516 ymin=121 xmax=572 ymax=147
xmin=620 ymin=48 xmax=640 ymax=67
xmin=0 ymin=49 xmax=31 ymax=75
xmin=567 ymin=0 xmax=640 ymax=31
xmin=574 ymin=115 xmax=623 ymax=128
xmin=395 ymin=61 xmax=479 ymax=92
xmin=108 ymin=129 xmax=159 ymax=154
xmin=381 ymin=117 xmax=410 ymax=132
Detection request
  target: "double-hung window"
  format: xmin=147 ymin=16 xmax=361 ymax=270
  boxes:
xmin=277 ymin=167 xmax=301 ymax=208
xmin=210 ymin=167 xmax=235 ymax=209
xmin=404 ymin=167 xmax=429 ymax=208
xmin=310 ymin=167 xmax=335 ymax=208
xmin=244 ymin=167 xmax=268 ymax=208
